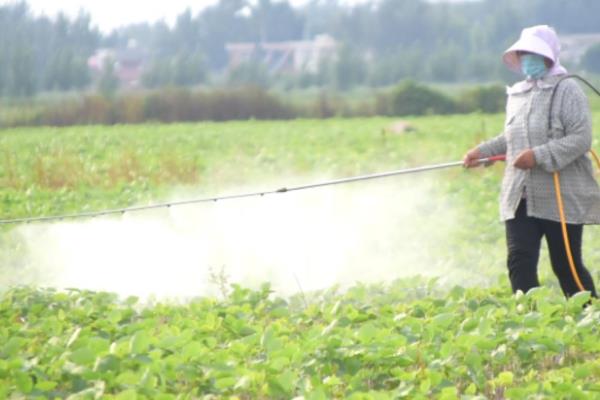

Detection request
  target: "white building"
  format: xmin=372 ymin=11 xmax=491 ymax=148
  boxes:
xmin=225 ymin=34 xmax=338 ymax=74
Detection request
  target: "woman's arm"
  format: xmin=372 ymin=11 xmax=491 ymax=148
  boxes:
xmin=478 ymin=133 xmax=507 ymax=157
xmin=463 ymin=133 xmax=506 ymax=167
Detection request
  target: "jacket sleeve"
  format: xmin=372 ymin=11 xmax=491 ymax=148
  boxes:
xmin=477 ymin=133 xmax=507 ymax=157
xmin=532 ymin=81 xmax=592 ymax=173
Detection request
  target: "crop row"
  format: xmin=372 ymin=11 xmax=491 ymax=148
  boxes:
xmin=2 ymin=281 xmax=600 ymax=399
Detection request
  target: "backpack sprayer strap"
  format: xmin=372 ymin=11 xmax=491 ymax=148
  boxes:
xmin=547 ymin=74 xmax=600 ymax=130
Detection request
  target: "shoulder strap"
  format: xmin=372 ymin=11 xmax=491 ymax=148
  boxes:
xmin=548 ymin=74 xmax=600 ymax=130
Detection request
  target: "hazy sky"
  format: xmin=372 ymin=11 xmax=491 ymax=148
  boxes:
xmin=1 ymin=0 xmax=370 ymax=33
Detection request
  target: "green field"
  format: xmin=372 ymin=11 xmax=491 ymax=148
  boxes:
xmin=2 ymin=114 xmax=600 ymax=398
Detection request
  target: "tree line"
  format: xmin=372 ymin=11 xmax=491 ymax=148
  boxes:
xmin=0 ymin=2 xmax=99 ymax=97
xmin=1 ymin=0 xmax=600 ymax=97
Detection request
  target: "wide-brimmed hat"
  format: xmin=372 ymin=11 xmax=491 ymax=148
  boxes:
xmin=503 ymin=25 xmax=567 ymax=76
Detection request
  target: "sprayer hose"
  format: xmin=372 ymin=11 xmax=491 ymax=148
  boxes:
xmin=554 ymin=149 xmax=600 ymax=293
xmin=544 ymin=74 xmax=600 ymax=294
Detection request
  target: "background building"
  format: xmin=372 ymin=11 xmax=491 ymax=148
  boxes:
xmin=225 ymin=35 xmax=338 ymax=74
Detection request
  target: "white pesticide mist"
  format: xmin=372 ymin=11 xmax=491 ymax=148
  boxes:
xmin=9 ymin=176 xmax=472 ymax=300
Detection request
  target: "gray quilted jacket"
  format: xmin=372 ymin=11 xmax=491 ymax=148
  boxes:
xmin=478 ymin=75 xmax=600 ymax=224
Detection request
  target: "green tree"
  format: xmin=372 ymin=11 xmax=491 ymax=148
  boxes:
xmin=460 ymin=85 xmax=506 ymax=113
xmin=429 ymin=45 xmax=462 ymax=82
xmin=173 ymin=53 xmax=207 ymax=86
xmin=227 ymin=61 xmax=270 ymax=88
xmin=97 ymin=58 xmax=119 ymax=97
xmin=250 ymin=0 xmax=304 ymax=42
xmin=195 ymin=0 xmax=254 ymax=70
xmin=333 ymin=45 xmax=367 ymax=90
xmin=142 ymin=53 xmax=207 ymax=88
xmin=0 ymin=4 xmax=98 ymax=96
xmin=368 ymin=48 xmax=425 ymax=86
xmin=142 ymin=59 xmax=173 ymax=88
xmin=10 ymin=45 xmax=36 ymax=97
xmin=387 ymin=80 xmax=457 ymax=116
xmin=45 ymin=49 xmax=90 ymax=91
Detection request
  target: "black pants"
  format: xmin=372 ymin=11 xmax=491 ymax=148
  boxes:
xmin=505 ymin=200 xmax=597 ymax=297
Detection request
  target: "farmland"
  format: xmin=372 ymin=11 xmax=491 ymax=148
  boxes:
xmin=2 ymin=113 xmax=600 ymax=398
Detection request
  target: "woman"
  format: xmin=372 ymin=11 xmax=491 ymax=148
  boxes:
xmin=463 ymin=25 xmax=600 ymax=297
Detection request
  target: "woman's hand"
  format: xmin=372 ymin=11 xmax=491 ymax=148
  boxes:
xmin=513 ymin=149 xmax=536 ymax=169
xmin=463 ymin=147 xmax=482 ymax=168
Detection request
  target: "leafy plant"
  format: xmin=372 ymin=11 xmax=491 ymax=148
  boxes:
xmin=3 ymin=114 xmax=600 ymax=398
xmin=1 ymin=283 xmax=600 ymax=398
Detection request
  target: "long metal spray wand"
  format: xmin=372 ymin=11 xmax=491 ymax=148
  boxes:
xmin=0 ymin=155 xmax=505 ymax=226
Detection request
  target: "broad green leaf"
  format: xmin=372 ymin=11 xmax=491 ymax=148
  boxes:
xmin=70 ymin=347 xmax=96 ymax=365
xmin=460 ymin=318 xmax=477 ymax=332
xmin=108 ymin=310 xmax=122 ymax=324
xmin=2 ymin=337 xmax=23 ymax=358
xmin=15 ymin=371 xmax=33 ymax=393
xmin=124 ymin=297 xmax=139 ymax=306
xmin=129 ymin=332 xmax=151 ymax=354
xmin=438 ymin=386 xmax=459 ymax=400
xmin=95 ymin=354 xmax=121 ymax=373
xmin=154 ymin=395 xmax=176 ymax=400
xmin=261 ymin=328 xmax=283 ymax=353
xmin=505 ymin=388 xmax=531 ymax=398
xmin=215 ymin=376 xmax=237 ymax=390
xmin=116 ymin=371 xmax=141 ymax=386
xmin=357 ymin=322 xmax=379 ymax=343
xmin=568 ymin=291 xmax=591 ymax=310
xmin=419 ymin=378 xmax=431 ymax=393
xmin=523 ymin=312 xmax=541 ymax=327
xmin=464 ymin=383 xmax=477 ymax=395
xmin=395 ymin=354 xmax=414 ymax=367
xmin=182 ymin=341 xmax=205 ymax=359
xmin=496 ymin=371 xmax=513 ymax=386
xmin=270 ymin=307 xmax=289 ymax=318
xmin=304 ymin=387 xmax=328 ymax=400
xmin=269 ymin=356 xmax=291 ymax=371
xmin=88 ymin=337 xmax=111 ymax=354
xmin=431 ymin=313 xmax=454 ymax=329
xmin=115 ymin=389 xmax=138 ymax=400
xmin=35 ymin=380 xmax=58 ymax=391
xmin=574 ymin=364 xmax=593 ymax=379
xmin=274 ymin=370 xmax=297 ymax=395
xmin=323 ymin=375 xmax=342 ymax=387
xmin=204 ymin=336 xmax=218 ymax=348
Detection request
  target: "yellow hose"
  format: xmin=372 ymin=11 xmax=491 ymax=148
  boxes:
xmin=553 ymin=149 xmax=600 ymax=293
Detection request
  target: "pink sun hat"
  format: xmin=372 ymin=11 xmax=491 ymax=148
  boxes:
xmin=503 ymin=25 xmax=567 ymax=76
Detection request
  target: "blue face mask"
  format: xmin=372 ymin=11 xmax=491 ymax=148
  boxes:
xmin=520 ymin=53 xmax=548 ymax=79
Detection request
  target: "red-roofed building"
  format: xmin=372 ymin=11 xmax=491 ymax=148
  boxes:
xmin=88 ymin=41 xmax=147 ymax=89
